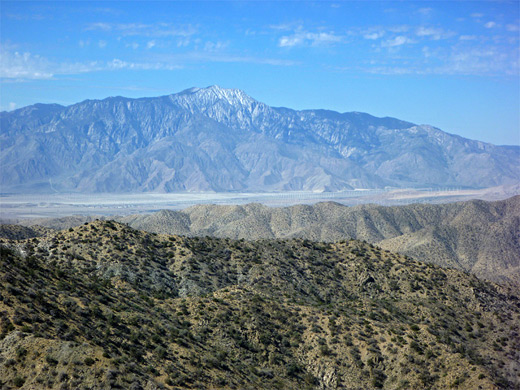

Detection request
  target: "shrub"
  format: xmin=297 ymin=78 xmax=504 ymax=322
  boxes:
xmin=13 ymin=376 xmax=25 ymax=387
xmin=319 ymin=344 xmax=331 ymax=356
xmin=46 ymin=355 xmax=58 ymax=366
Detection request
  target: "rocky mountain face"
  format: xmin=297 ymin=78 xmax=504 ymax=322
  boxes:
xmin=1 ymin=220 xmax=519 ymax=389
xmin=2 ymin=86 xmax=519 ymax=193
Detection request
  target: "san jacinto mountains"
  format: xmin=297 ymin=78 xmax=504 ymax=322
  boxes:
xmin=1 ymin=86 xmax=519 ymax=193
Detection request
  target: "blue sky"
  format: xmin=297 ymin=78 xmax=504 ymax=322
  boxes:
xmin=1 ymin=1 xmax=519 ymax=145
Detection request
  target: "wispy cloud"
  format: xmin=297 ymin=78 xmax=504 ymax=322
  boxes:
xmin=0 ymin=48 xmax=54 ymax=79
xmin=415 ymin=27 xmax=452 ymax=40
xmin=387 ymin=25 xmax=410 ymax=34
xmin=0 ymin=45 xmax=182 ymax=80
xmin=484 ymin=21 xmax=497 ymax=29
xmin=0 ymin=44 xmax=297 ymax=82
xmin=278 ymin=27 xmax=343 ymax=47
xmin=381 ymin=35 xmax=415 ymax=48
xmin=85 ymin=22 xmax=197 ymax=38
xmin=363 ymin=44 xmax=519 ymax=77
xmin=177 ymin=39 xmax=190 ymax=48
xmin=157 ymin=51 xmax=299 ymax=67
xmin=363 ymin=30 xmax=385 ymax=40
xmin=86 ymin=22 xmax=112 ymax=31
xmin=203 ymin=41 xmax=228 ymax=52
xmin=107 ymin=59 xmax=181 ymax=71
xmin=5 ymin=13 xmax=47 ymax=21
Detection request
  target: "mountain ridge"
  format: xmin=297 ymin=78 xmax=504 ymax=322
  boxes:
xmin=110 ymin=195 xmax=519 ymax=285
xmin=10 ymin=195 xmax=520 ymax=287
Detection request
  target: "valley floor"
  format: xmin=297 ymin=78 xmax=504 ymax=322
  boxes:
xmin=1 ymin=185 xmax=517 ymax=220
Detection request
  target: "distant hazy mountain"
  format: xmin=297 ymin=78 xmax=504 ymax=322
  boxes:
xmin=1 ymin=85 xmax=519 ymax=193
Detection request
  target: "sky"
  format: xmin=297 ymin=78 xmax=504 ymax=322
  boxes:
xmin=1 ymin=0 xmax=519 ymax=145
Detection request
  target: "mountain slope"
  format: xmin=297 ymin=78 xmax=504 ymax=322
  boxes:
xmin=110 ymin=196 xmax=520 ymax=285
xmin=1 ymin=221 xmax=519 ymax=389
xmin=2 ymin=86 xmax=518 ymax=193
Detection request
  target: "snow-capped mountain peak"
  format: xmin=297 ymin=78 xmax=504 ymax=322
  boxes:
xmin=174 ymin=85 xmax=258 ymax=108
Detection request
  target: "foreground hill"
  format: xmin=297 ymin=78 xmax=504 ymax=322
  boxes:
xmin=2 ymin=86 xmax=519 ymax=193
xmin=113 ymin=196 xmax=520 ymax=285
xmin=1 ymin=220 xmax=519 ymax=389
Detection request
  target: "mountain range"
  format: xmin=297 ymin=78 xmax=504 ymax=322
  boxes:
xmin=1 ymin=85 xmax=519 ymax=193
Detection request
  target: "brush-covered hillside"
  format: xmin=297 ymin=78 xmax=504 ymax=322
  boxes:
xmin=116 ymin=195 xmax=520 ymax=285
xmin=1 ymin=220 xmax=519 ymax=389
xmin=14 ymin=196 xmax=520 ymax=285
xmin=0 ymin=224 xmax=53 ymax=241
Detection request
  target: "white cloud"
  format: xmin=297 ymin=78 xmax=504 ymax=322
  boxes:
xmin=146 ymin=40 xmax=156 ymax=49
xmin=0 ymin=44 xmax=296 ymax=82
xmin=86 ymin=22 xmax=197 ymax=38
xmin=422 ymin=46 xmax=432 ymax=58
xmin=177 ymin=39 xmax=191 ymax=47
xmin=126 ymin=42 xmax=139 ymax=50
xmin=279 ymin=35 xmax=303 ymax=47
xmin=204 ymin=41 xmax=228 ymax=52
xmin=365 ymin=45 xmax=519 ymax=77
xmin=269 ymin=23 xmax=296 ymax=31
xmin=86 ymin=22 xmax=112 ymax=31
xmin=98 ymin=40 xmax=107 ymax=49
xmin=442 ymin=46 xmax=512 ymax=75
xmin=0 ymin=45 xmax=185 ymax=80
xmin=484 ymin=21 xmax=496 ymax=29
xmin=0 ymin=48 xmax=54 ymax=79
xmin=8 ymin=102 xmax=17 ymax=111
xmin=471 ymin=13 xmax=484 ymax=18
xmin=381 ymin=35 xmax=415 ymax=47
xmin=107 ymin=58 xmax=182 ymax=71
xmin=416 ymin=27 xmax=451 ymax=40
xmin=278 ymin=29 xmax=342 ymax=47
xmin=459 ymin=35 xmax=477 ymax=41
xmin=173 ymin=52 xmax=299 ymax=66
xmin=388 ymin=25 xmax=410 ymax=33
xmin=506 ymin=24 xmax=520 ymax=32
xmin=364 ymin=31 xmax=385 ymax=40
